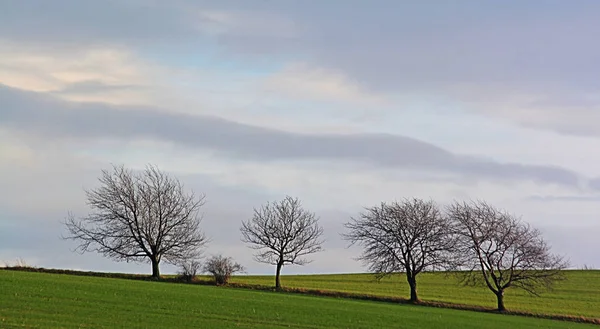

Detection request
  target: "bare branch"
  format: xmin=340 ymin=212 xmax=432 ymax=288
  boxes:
xmin=240 ymin=196 xmax=324 ymax=289
xmin=203 ymin=254 xmax=246 ymax=285
xmin=342 ymin=198 xmax=457 ymax=302
xmin=63 ymin=164 xmax=209 ymax=278
xmin=446 ymin=200 xmax=569 ymax=311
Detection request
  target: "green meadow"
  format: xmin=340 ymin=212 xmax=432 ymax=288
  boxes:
xmin=1 ymin=270 xmax=596 ymax=329
xmin=230 ymin=270 xmax=600 ymax=319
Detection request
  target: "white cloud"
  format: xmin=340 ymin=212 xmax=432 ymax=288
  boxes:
xmin=0 ymin=40 xmax=166 ymax=105
xmin=193 ymin=8 xmax=302 ymax=39
xmin=261 ymin=62 xmax=389 ymax=107
xmin=0 ymin=40 xmax=376 ymax=137
xmin=439 ymin=83 xmax=600 ymax=138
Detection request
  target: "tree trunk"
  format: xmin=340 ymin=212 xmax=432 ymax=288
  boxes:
xmin=405 ymin=271 xmax=419 ymax=303
xmin=496 ymin=290 xmax=505 ymax=312
xmin=409 ymin=279 xmax=419 ymax=303
xmin=275 ymin=262 xmax=283 ymax=290
xmin=151 ymin=257 xmax=160 ymax=279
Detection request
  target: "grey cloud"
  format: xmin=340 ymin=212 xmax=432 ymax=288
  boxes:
xmin=211 ymin=2 xmax=600 ymax=138
xmin=3 ymin=1 xmax=600 ymax=136
xmin=0 ymin=0 xmax=198 ymax=47
xmin=588 ymin=178 xmax=600 ymax=191
xmin=5 ymin=1 xmax=600 ymax=91
xmin=204 ymin=1 xmax=600 ymax=137
xmin=0 ymin=84 xmax=584 ymax=188
xmin=191 ymin=1 xmax=600 ymax=90
xmin=525 ymin=195 xmax=600 ymax=203
xmin=50 ymin=80 xmax=142 ymax=95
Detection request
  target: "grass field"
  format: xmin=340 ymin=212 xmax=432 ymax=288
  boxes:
xmin=229 ymin=270 xmax=600 ymax=319
xmin=1 ymin=270 xmax=596 ymax=329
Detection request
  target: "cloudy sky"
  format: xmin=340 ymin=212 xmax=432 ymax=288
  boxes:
xmin=2 ymin=0 xmax=600 ymax=275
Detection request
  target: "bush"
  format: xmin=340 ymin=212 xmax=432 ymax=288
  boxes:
xmin=2 ymin=258 xmax=34 ymax=269
xmin=177 ymin=260 xmax=202 ymax=282
xmin=204 ymin=255 xmax=245 ymax=285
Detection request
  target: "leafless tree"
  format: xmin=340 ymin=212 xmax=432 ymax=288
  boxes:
xmin=446 ymin=200 xmax=568 ymax=311
xmin=240 ymin=196 xmax=324 ymax=289
xmin=64 ymin=164 xmax=208 ymax=278
xmin=204 ymin=255 xmax=245 ymax=285
xmin=343 ymin=198 xmax=457 ymax=302
xmin=178 ymin=259 xmax=202 ymax=282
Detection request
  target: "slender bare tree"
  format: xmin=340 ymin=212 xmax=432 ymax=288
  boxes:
xmin=447 ymin=200 xmax=568 ymax=311
xmin=240 ymin=196 xmax=324 ymax=289
xmin=343 ymin=198 xmax=457 ymax=302
xmin=64 ymin=164 xmax=208 ymax=278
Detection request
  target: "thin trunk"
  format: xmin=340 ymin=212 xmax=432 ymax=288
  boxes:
xmin=496 ymin=290 xmax=505 ymax=312
xmin=409 ymin=279 xmax=418 ymax=303
xmin=275 ymin=262 xmax=283 ymax=290
xmin=151 ymin=257 xmax=160 ymax=279
xmin=406 ymin=271 xmax=419 ymax=303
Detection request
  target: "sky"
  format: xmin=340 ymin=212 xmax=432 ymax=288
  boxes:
xmin=2 ymin=0 xmax=600 ymax=275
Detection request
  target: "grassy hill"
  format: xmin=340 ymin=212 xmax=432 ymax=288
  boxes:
xmin=230 ymin=270 xmax=600 ymax=319
xmin=1 ymin=270 xmax=596 ymax=329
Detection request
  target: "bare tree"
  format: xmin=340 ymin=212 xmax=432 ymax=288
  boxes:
xmin=240 ymin=196 xmax=324 ymax=289
xmin=204 ymin=255 xmax=245 ymax=285
xmin=64 ymin=164 xmax=208 ymax=278
xmin=178 ymin=259 xmax=202 ymax=282
xmin=343 ymin=198 xmax=457 ymax=302
xmin=447 ymin=200 xmax=568 ymax=311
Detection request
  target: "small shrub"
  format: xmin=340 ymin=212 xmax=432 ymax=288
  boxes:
xmin=16 ymin=258 xmax=29 ymax=267
xmin=4 ymin=258 xmax=34 ymax=269
xmin=177 ymin=260 xmax=202 ymax=282
xmin=203 ymin=255 xmax=245 ymax=285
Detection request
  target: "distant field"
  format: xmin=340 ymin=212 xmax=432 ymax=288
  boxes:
xmin=0 ymin=270 xmax=595 ymax=329
xmin=230 ymin=270 xmax=600 ymax=319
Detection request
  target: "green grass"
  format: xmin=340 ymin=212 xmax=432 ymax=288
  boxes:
xmin=0 ymin=270 xmax=595 ymax=329
xmin=229 ymin=270 xmax=600 ymax=319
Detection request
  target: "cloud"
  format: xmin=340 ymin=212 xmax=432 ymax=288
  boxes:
xmin=0 ymin=39 xmax=372 ymax=133
xmin=47 ymin=80 xmax=155 ymax=105
xmin=260 ymin=62 xmax=389 ymax=106
xmin=2 ymin=0 xmax=600 ymax=273
xmin=588 ymin=178 xmax=600 ymax=191
xmin=192 ymin=7 xmax=303 ymax=40
xmin=526 ymin=195 xmax=600 ymax=203
xmin=182 ymin=1 xmax=600 ymax=137
xmin=5 ymin=1 xmax=599 ymax=136
xmin=0 ymin=42 xmax=169 ymax=106
xmin=0 ymin=84 xmax=585 ymax=189
xmin=0 ymin=0 xmax=199 ymax=47
xmin=480 ymin=106 xmax=600 ymax=138
xmin=51 ymin=80 xmax=142 ymax=95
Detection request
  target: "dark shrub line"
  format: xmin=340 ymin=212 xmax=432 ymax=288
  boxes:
xmin=2 ymin=266 xmax=598 ymax=326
